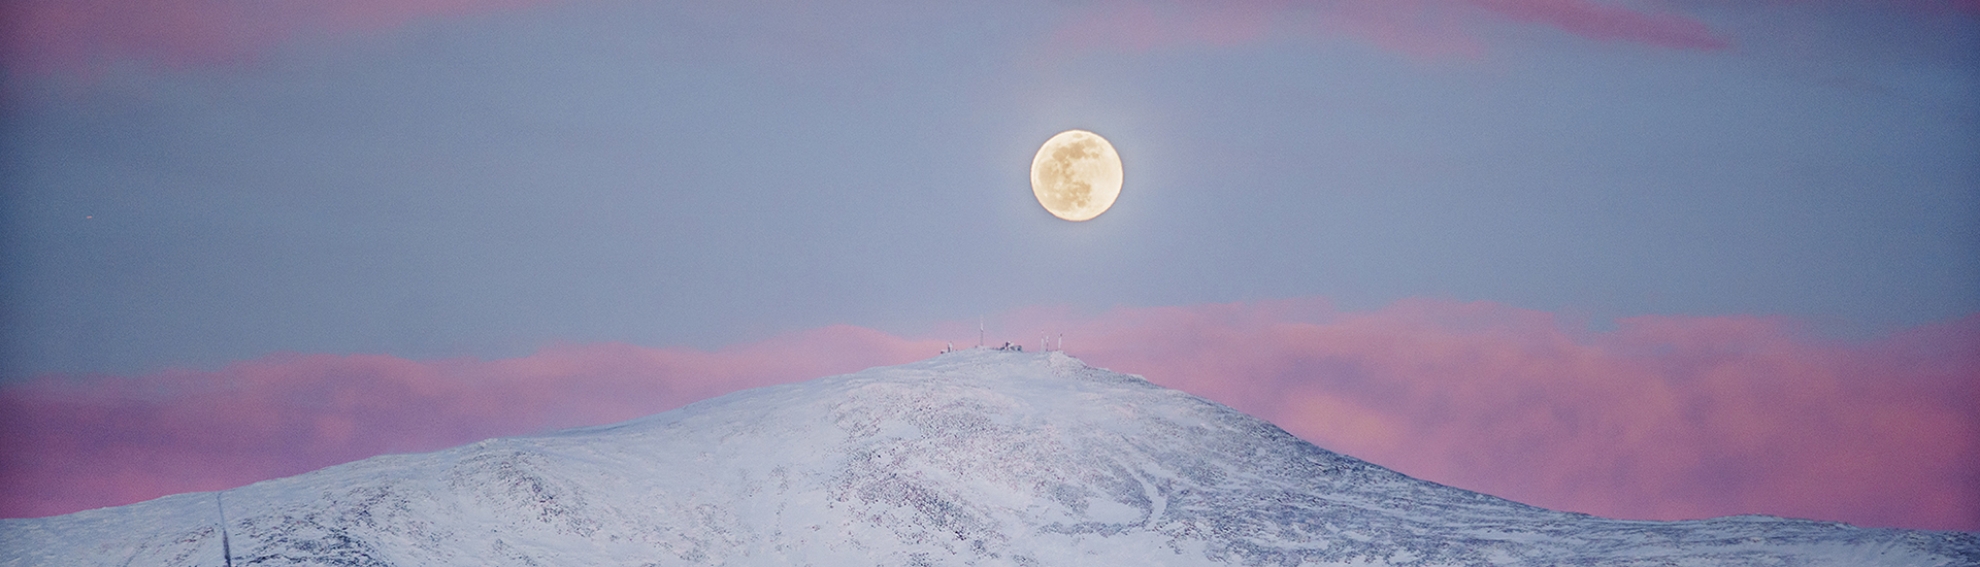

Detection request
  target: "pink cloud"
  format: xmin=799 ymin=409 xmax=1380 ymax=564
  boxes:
xmin=1050 ymin=0 xmax=1730 ymax=57
xmin=3 ymin=300 xmax=1974 ymax=533
xmin=10 ymin=0 xmax=1969 ymax=77
xmin=1463 ymin=0 xmax=1728 ymax=49
xmin=1008 ymin=298 xmax=1977 ymax=531
xmin=0 ymin=325 xmax=943 ymax=518
xmin=0 ymin=0 xmax=552 ymax=75
xmin=2 ymin=0 xmax=1735 ymax=77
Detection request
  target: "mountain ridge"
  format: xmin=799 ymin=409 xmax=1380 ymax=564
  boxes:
xmin=3 ymin=349 xmax=1975 ymax=566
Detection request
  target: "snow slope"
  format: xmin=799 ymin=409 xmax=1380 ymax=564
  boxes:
xmin=3 ymin=350 xmax=1975 ymax=566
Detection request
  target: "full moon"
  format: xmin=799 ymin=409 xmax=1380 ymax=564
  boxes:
xmin=1030 ymin=129 xmax=1123 ymax=222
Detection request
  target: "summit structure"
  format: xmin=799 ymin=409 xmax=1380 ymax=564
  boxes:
xmin=3 ymin=350 xmax=1974 ymax=566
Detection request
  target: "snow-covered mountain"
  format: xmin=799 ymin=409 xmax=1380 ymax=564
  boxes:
xmin=4 ymin=350 xmax=1975 ymax=566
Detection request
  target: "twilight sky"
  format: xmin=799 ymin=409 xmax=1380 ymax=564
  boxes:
xmin=2 ymin=0 xmax=1976 ymax=531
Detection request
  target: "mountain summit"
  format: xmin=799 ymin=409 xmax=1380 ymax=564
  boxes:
xmin=4 ymin=350 xmax=1975 ymax=566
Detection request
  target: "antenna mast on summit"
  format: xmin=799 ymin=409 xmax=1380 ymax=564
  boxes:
xmin=978 ymin=317 xmax=985 ymax=348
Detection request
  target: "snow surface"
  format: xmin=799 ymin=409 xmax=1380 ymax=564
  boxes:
xmin=3 ymin=350 xmax=1975 ymax=566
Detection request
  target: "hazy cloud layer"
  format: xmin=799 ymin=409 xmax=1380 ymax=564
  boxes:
xmin=1048 ymin=0 xmax=1729 ymax=58
xmin=0 ymin=0 xmax=552 ymax=74
xmin=4 ymin=299 xmax=1973 ymax=531
xmin=1038 ymin=299 xmax=1978 ymax=532
xmin=0 ymin=326 xmax=943 ymax=518
xmin=3 ymin=0 xmax=1746 ymax=75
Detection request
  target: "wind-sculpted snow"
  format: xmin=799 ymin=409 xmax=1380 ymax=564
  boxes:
xmin=4 ymin=350 xmax=1975 ymax=566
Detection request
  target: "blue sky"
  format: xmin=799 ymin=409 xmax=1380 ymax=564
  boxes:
xmin=5 ymin=0 xmax=1972 ymax=377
